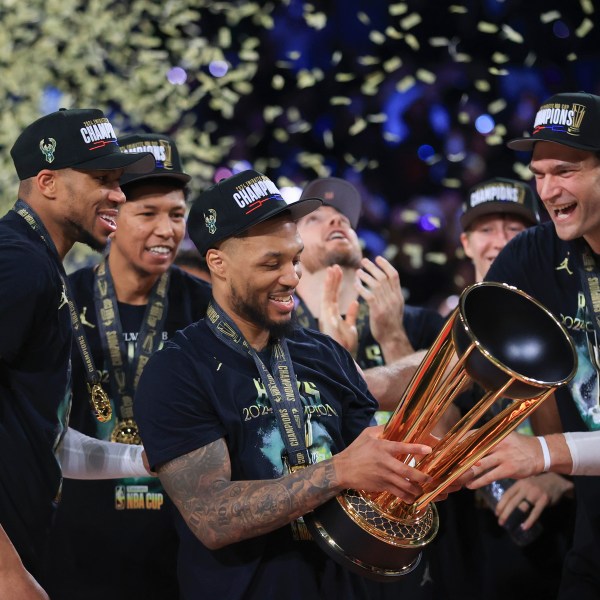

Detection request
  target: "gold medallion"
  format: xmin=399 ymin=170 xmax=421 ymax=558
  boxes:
xmin=110 ymin=418 xmax=141 ymax=445
xmin=89 ymin=383 xmax=112 ymax=422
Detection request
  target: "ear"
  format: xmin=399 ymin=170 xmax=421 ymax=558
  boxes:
xmin=35 ymin=169 xmax=59 ymax=200
xmin=205 ymin=248 xmax=227 ymax=279
xmin=459 ymin=232 xmax=473 ymax=259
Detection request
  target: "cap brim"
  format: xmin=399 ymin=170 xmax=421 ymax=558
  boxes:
xmin=73 ymin=151 xmax=156 ymax=175
xmin=461 ymin=202 xmax=538 ymax=230
xmin=120 ymin=171 xmax=191 ymax=187
xmin=507 ymin=136 xmax=600 ymax=152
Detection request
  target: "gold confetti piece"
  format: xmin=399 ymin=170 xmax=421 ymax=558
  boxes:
xmin=358 ymin=11 xmax=371 ymax=25
xmin=369 ymin=30 xmax=386 ymax=44
xmin=416 ymin=68 xmax=435 ymax=84
xmin=540 ymin=10 xmax=561 ymax=23
xmin=323 ymin=130 xmax=334 ymax=149
xmin=367 ymin=113 xmax=387 ymax=123
xmin=304 ymin=12 xmax=327 ymax=29
xmin=458 ymin=112 xmax=470 ymax=124
xmin=263 ymin=106 xmax=284 ymax=123
xmin=389 ymin=3 xmax=408 ymax=16
xmin=485 ymin=135 xmax=503 ymax=146
xmin=489 ymin=67 xmax=509 ymax=76
xmin=330 ymin=96 xmax=352 ymax=105
xmin=400 ymin=209 xmax=419 ymax=223
xmin=400 ymin=13 xmax=422 ymax=30
xmin=218 ymin=27 xmax=232 ymax=48
xmin=580 ymin=0 xmax=594 ymax=14
xmin=273 ymin=128 xmax=289 ymax=142
xmin=332 ymin=50 xmax=342 ymax=65
xmin=383 ymin=56 xmax=403 ymax=72
xmin=488 ymin=98 xmax=506 ymax=115
xmin=335 ymin=72 xmax=356 ymax=82
xmin=287 ymin=50 xmax=301 ymax=59
xmin=396 ymin=75 xmax=415 ymax=92
xmin=383 ymin=132 xmax=401 ymax=142
xmin=475 ymin=80 xmax=491 ymax=92
xmin=442 ymin=178 xmax=462 ymax=188
xmin=405 ymin=33 xmax=420 ymax=50
xmin=575 ymin=18 xmax=594 ymax=37
xmin=385 ymin=26 xmax=404 ymax=39
xmin=478 ymin=21 xmax=498 ymax=33
xmin=501 ymin=24 xmax=524 ymax=43
xmin=271 ymin=74 xmax=285 ymax=90
xmin=495 ymin=124 xmax=507 ymax=136
xmin=513 ymin=162 xmax=534 ymax=180
xmin=524 ymin=52 xmax=537 ymax=66
xmin=448 ymin=5 xmax=468 ymax=13
xmin=349 ymin=117 xmax=368 ymax=136
xmin=297 ymin=69 xmax=316 ymax=88
xmin=492 ymin=52 xmax=509 ymax=64
xmin=429 ymin=37 xmax=450 ymax=47
xmin=454 ymin=53 xmax=472 ymax=63
xmin=567 ymin=52 xmax=578 ymax=61
xmin=358 ymin=55 xmax=380 ymax=65
xmin=425 ymin=252 xmax=447 ymax=265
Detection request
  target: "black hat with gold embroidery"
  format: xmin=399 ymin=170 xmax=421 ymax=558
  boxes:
xmin=187 ymin=169 xmax=322 ymax=256
xmin=10 ymin=108 xmax=155 ymax=180
xmin=508 ymin=92 xmax=600 ymax=152
xmin=460 ymin=177 xmax=541 ymax=231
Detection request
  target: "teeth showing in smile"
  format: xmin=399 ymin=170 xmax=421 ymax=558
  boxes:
xmin=99 ymin=214 xmax=116 ymax=227
xmin=554 ymin=203 xmax=576 ymax=219
xmin=328 ymin=232 xmax=346 ymax=240
xmin=147 ymin=246 xmax=171 ymax=255
xmin=269 ymin=294 xmax=293 ymax=303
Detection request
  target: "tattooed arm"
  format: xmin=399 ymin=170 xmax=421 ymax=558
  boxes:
xmin=158 ymin=425 xmax=433 ymax=550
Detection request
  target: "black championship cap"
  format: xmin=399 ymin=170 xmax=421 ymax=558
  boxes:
xmin=118 ymin=133 xmax=191 ymax=187
xmin=507 ymin=91 xmax=600 ymax=152
xmin=299 ymin=177 xmax=361 ymax=229
xmin=10 ymin=108 xmax=155 ymax=180
xmin=187 ymin=169 xmax=322 ymax=256
xmin=460 ymin=177 xmax=541 ymax=231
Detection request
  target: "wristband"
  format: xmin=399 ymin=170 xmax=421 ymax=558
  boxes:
xmin=536 ymin=436 xmax=551 ymax=472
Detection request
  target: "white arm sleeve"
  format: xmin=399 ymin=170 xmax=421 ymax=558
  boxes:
xmin=564 ymin=431 xmax=600 ymax=476
xmin=57 ymin=427 xmax=149 ymax=479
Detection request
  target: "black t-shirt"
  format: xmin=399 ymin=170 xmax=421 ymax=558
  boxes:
xmin=0 ymin=209 xmax=72 ymax=577
xmin=134 ymin=320 xmax=378 ymax=600
xmin=42 ymin=264 xmax=211 ymax=600
xmin=486 ymin=222 xmax=600 ymax=598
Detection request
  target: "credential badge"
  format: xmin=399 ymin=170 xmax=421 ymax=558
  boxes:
xmin=39 ymin=138 xmax=57 ymax=164
xmin=205 ymin=208 xmax=217 ymax=235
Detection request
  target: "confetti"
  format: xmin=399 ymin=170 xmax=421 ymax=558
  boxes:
xmin=575 ymin=17 xmax=594 ymax=37
xmin=389 ymin=3 xmax=408 ymax=16
xmin=416 ymin=68 xmax=436 ymax=84
xmin=501 ymin=24 xmax=524 ymax=43
xmin=400 ymin=13 xmax=422 ymax=30
xmin=540 ymin=11 xmax=561 ymax=23
xmin=448 ymin=5 xmax=468 ymax=14
xmin=580 ymin=0 xmax=594 ymax=14
xmin=477 ymin=21 xmax=498 ymax=34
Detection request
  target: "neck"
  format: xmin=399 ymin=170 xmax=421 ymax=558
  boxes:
xmin=296 ymin=266 xmax=357 ymax=318
xmin=107 ymin=252 xmax=160 ymax=305
xmin=21 ymin=197 xmax=73 ymax=260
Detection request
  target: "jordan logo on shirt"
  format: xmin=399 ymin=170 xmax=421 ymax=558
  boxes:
xmin=556 ymin=256 xmax=573 ymax=275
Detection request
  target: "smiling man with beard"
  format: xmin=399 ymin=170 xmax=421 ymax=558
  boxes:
xmin=42 ymin=133 xmax=213 ymax=600
xmin=0 ymin=108 xmax=154 ymax=594
xmin=134 ymin=169 xmax=437 ymax=600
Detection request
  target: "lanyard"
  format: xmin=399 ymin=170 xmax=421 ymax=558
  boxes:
xmin=205 ymin=300 xmax=311 ymax=470
xmin=94 ymin=257 xmax=169 ymax=437
xmin=12 ymin=199 xmax=111 ymax=422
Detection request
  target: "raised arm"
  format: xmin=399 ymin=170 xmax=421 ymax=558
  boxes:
xmin=158 ymin=425 xmax=433 ymax=550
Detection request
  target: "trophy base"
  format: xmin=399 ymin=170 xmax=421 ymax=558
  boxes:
xmin=304 ymin=489 xmax=438 ymax=582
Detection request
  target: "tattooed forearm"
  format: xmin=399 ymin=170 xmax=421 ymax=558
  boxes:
xmin=158 ymin=438 xmax=342 ymax=550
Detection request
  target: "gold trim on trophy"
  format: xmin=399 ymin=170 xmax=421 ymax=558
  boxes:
xmin=304 ymin=282 xmax=578 ymax=581
xmin=110 ymin=418 xmax=141 ymax=445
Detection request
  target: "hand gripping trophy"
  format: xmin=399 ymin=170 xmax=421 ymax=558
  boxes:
xmin=305 ymin=282 xmax=577 ymax=581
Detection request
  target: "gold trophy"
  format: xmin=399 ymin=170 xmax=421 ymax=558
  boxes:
xmin=304 ymin=282 xmax=577 ymax=581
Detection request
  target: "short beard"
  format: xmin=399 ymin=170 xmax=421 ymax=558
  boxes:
xmin=67 ymin=218 xmax=106 ymax=253
xmin=231 ymin=288 xmax=298 ymax=340
xmin=323 ymin=249 xmax=361 ymax=269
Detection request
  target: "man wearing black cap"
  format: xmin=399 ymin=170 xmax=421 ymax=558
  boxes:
xmin=0 ymin=108 xmax=154 ymax=588
xmin=295 ymin=177 xmax=445 ymax=416
xmin=467 ymin=92 xmax=600 ymax=599
xmin=42 ymin=133 xmax=212 ymax=600
xmin=133 ymin=169 xmax=435 ymax=600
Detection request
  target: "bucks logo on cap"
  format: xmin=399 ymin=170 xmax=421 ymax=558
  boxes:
xmin=205 ymin=209 xmax=217 ymax=234
xmin=39 ymin=138 xmax=57 ymax=164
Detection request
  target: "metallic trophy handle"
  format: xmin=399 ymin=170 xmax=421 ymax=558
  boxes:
xmin=305 ymin=282 xmax=577 ymax=581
